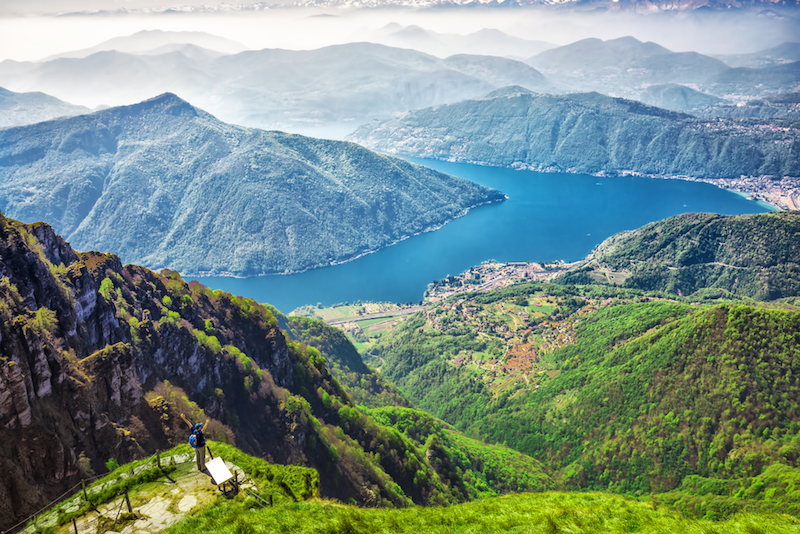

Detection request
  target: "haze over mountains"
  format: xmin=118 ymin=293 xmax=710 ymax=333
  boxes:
xmin=0 ymin=93 xmax=503 ymax=276
xmin=3 ymin=29 xmax=799 ymax=136
xmin=0 ymin=40 xmax=556 ymax=135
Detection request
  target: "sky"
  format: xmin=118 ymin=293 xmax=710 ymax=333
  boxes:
xmin=1 ymin=2 xmax=799 ymax=62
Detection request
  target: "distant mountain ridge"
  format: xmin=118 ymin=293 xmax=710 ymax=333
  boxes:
xmin=348 ymin=87 xmax=800 ymax=179
xmin=0 ymin=42 xmax=554 ymax=133
xmin=0 ymin=86 xmax=90 ymax=128
xmin=0 ymin=93 xmax=503 ymax=276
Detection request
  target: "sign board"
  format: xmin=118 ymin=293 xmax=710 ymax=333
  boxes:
xmin=206 ymin=456 xmax=234 ymax=486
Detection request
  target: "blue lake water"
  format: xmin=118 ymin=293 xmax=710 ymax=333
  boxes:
xmin=189 ymin=158 xmax=775 ymax=313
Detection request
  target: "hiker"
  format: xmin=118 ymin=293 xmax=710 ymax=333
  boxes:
xmin=190 ymin=422 xmax=206 ymax=471
xmin=182 ymin=414 xmax=208 ymax=471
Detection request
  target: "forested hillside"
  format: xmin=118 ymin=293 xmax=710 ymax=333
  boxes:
xmin=348 ymin=87 xmax=800 ymax=178
xmin=559 ymin=211 xmax=800 ymax=300
xmin=0 ymin=93 xmax=503 ymax=276
xmin=369 ymin=281 xmax=800 ymax=516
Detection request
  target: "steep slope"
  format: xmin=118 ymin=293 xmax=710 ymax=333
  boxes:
xmin=0 ymin=86 xmax=90 ymax=128
xmin=348 ymin=86 xmax=800 ymax=178
xmin=0 ymin=93 xmax=503 ymax=276
xmin=558 ymin=211 xmax=800 ymax=300
xmin=275 ymin=309 xmax=412 ymax=408
xmin=0 ymin=213 xmax=548 ymax=530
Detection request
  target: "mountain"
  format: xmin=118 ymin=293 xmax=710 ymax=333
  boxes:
xmin=0 ymin=42 xmax=554 ymax=133
xmin=0 ymin=93 xmax=503 ymax=276
xmin=638 ymin=84 xmax=724 ymax=112
xmin=367 ymin=278 xmax=800 ymax=513
xmin=347 ymin=86 xmax=800 ymax=179
xmin=0 ymin=212 xmax=550 ymax=530
xmin=526 ymin=36 xmax=730 ymax=98
xmin=275 ymin=309 xmax=412 ymax=408
xmin=558 ymin=211 xmax=800 ymax=300
xmin=0 ymin=86 xmax=90 ymax=128
xmin=42 ymin=29 xmax=247 ymax=60
xmin=0 ymin=50 xmax=217 ymax=109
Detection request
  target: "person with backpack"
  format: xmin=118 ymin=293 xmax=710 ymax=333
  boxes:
xmin=182 ymin=414 xmax=207 ymax=471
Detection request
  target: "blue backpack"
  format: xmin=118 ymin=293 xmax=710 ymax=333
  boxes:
xmin=189 ymin=424 xmax=206 ymax=448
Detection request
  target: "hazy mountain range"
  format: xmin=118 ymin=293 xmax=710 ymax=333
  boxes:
xmin=0 ymin=93 xmax=503 ymax=276
xmin=4 ymin=32 xmax=799 ymax=135
xmin=348 ymin=86 xmax=800 ymax=178
xmin=0 ymin=42 xmax=556 ymax=135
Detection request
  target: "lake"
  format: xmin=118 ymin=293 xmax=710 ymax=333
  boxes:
xmin=188 ymin=158 xmax=775 ymax=313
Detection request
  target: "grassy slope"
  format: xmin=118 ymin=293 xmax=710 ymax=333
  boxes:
xmin=168 ymin=492 xmax=800 ymax=534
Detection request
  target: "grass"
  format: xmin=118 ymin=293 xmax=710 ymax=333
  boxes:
xmin=167 ymin=491 xmax=800 ymax=534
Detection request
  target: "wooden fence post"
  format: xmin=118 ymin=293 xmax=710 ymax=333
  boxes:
xmin=81 ymin=479 xmax=88 ymax=502
xmin=73 ymin=517 xmax=79 ymax=534
xmin=124 ymin=489 xmax=132 ymax=513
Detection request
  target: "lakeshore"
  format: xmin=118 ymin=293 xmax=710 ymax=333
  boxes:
xmin=189 ymin=159 xmax=773 ymax=314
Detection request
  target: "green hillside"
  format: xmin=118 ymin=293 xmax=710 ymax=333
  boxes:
xmin=558 ymin=211 xmax=800 ymax=300
xmin=274 ymin=308 xmax=411 ymax=408
xmin=369 ymin=279 xmax=800 ymax=515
